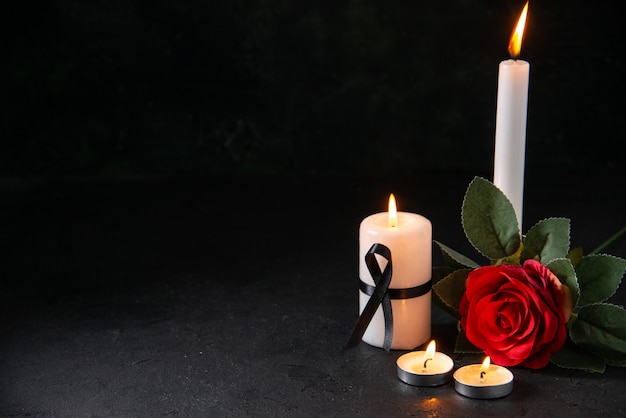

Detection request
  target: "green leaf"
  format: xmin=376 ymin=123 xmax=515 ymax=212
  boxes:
xmin=521 ymin=217 xmax=570 ymax=264
xmin=546 ymin=258 xmax=579 ymax=308
xmin=566 ymin=246 xmax=584 ymax=268
xmin=432 ymin=266 xmax=453 ymax=285
xmin=576 ymin=254 xmax=626 ymax=306
xmin=570 ymin=303 xmax=626 ymax=363
xmin=461 ymin=177 xmax=521 ymax=261
xmin=454 ymin=328 xmax=482 ymax=353
xmin=432 ymin=269 xmax=471 ymax=319
xmin=550 ymin=337 xmax=606 ymax=372
xmin=431 ymin=266 xmax=458 ymax=318
xmin=434 ymin=240 xmax=480 ymax=269
xmin=606 ymin=358 xmax=626 ymax=367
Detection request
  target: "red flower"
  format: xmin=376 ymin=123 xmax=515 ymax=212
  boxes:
xmin=459 ymin=259 xmax=573 ymax=369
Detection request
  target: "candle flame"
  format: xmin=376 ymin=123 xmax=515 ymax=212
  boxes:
xmin=508 ymin=1 xmax=529 ymax=59
xmin=388 ymin=194 xmax=398 ymax=227
xmin=425 ymin=340 xmax=436 ymax=360
xmin=480 ymin=356 xmax=491 ymax=373
xmin=422 ymin=340 xmax=436 ymax=370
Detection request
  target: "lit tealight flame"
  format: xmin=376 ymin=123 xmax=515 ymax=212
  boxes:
xmin=388 ymin=193 xmax=398 ymax=227
xmin=480 ymin=356 xmax=491 ymax=382
xmin=422 ymin=340 xmax=436 ymax=370
xmin=508 ymin=1 xmax=529 ymax=59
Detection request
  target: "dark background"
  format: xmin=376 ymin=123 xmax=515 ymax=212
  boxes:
xmin=2 ymin=1 xmax=624 ymax=180
xmin=2 ymin=2 xmax=626 ymax=414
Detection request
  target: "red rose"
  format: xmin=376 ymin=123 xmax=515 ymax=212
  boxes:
xmin=459 ymin=259 xmax=572 ymax=369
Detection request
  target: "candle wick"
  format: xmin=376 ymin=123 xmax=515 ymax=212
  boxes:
xmin=423 ymin=357 xmax=432 ymax=369
xmin=480 ymin=370 xmax=486 ymax=383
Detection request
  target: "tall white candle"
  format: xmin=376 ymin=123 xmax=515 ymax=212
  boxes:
xmin=493 ymin=2 xmax=529 ymax=229
xmin=358 ymin=194 xmax=432 ymax=350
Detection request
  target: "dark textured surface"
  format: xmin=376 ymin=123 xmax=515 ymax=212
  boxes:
xmin=2 ymin=169 xmax=625 ymax=416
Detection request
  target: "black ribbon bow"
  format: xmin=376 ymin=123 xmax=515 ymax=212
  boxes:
xmin=346 ymin=243 xmax=394 ymax=352
xmin=345 ymin=242 xmax=433 ymax=352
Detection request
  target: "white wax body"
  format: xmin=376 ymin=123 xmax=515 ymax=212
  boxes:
xmin=453 ymin=364 xmax=514 ymax=387
xmin=397 ymin=351 xmax=453 ymax=375
xmin=493 ymin=59 xmax=529 ymax=228
xmin=359 ymin=211 xmax=432 ymax=350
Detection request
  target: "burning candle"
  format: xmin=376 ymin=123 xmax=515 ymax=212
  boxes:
xmin=454 ymin=356 xmax=514 ymax=399
xmin=358 ymin=194 xmax=432 ymax=350
xmin=397 ymin=340 xmax=454 ymax=386
xmin=493 ymin=1 xmax=530 ymax=229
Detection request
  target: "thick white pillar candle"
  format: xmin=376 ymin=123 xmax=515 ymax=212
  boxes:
xmin=493 ymin=2 xmax=530 ymax=229
xmin=358 ymin=196 xmax=432 ymax=350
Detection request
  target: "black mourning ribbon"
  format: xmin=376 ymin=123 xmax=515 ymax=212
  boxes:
xmin=346 ymin=243 xmax=393 ymax=351
xmin=345 ymin=243 xmax=432 ymax=353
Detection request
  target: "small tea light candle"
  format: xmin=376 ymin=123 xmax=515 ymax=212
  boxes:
xmin=397 ymin=341 xmax=454 ymax=387
xmin=454 ymin=356 xmax=514 ymax=399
